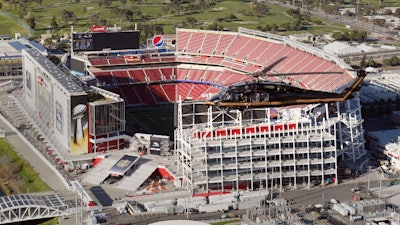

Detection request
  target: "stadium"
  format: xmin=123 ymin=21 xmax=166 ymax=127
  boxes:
xmin=21 ymin=27 xmax=366 ymax=192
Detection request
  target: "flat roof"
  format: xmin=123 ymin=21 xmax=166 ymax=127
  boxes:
xmin=9 ymin=41 xmax=29 ymax=51
xmin=24 ymin=48 xmax=86 ymax=94
xmin=109 ymin=154 xmax=139 ymax=176
xmin=368 ymin=129 xmax=400 ymax=147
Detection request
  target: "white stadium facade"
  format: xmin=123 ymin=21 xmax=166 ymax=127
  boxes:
xmin=20 ymin=27 xmax=365 ymax=192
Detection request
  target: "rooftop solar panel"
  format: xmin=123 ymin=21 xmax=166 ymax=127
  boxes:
xmin=24 ymin=48 xmax=86 ymax=94
xmin=109 ymin=154 xmax=138 ymax=176
xmin=29 ymin=40 xmax=47 ymax=52
xmin=9 ymin=41 xmax=29 ymax=51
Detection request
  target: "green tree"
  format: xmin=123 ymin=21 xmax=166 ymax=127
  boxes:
xmin=383 ymin=58 xmax=392 ymax=66
xmin=395 ymin=8 xmax=400 ymax=16
xmin=332 ymin=32 xmax=344 ymax=41
xmin=169 ymin=0 xmax=183 ymax=15
xmin=225 ymin=13 xmax=237 ymax=22
xmin=384 ymin=9 xmax=392 ymax=15
xmin=206 ymin=20 xmax=224 ymax=31
xmin=61 ymin=10 xmax=77 ymax=24
xmin=185 ymin=16 xmax=197 ymax=28
xmin=366 ymin=59 xmax=376 ymax=67
xmin=252 ymin=0 xmax=269 ymax=16
xmin=390 ymin=56 xmax=400 ymax=66
xmin=280 ymin=23 xmax=291 ymax=31
xmin=100 ymin=18 xmax=107 ymax=26
xmin=291 ymin=18 xmax=302 ymax=31
xmin=50 ymin=16 xmax=58 ymax=31
xmin=270 ymin=23 xmax=278 ymax=31
xmin=27 ymin=16 xmax=36 ymax=29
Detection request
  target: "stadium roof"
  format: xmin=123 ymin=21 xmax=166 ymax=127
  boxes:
xmin=24 ymin=48 xmax=86 ymax=94
xmin=109 ymin=154 xmax=139 ymax=176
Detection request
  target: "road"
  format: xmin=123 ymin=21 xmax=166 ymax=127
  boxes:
xmin=271 ymin=1 xmax=400 ymax=41
xmin=279 ymin=168 xmax=384 ymax=206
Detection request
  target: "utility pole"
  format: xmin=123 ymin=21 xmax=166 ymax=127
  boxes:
xmin=356 ymin=0 xmax=360 ymax=21
xmin=269 ymin=177 xmax=273 ymax=217
xmin=379 ymin=173 xmax=382 ymax=199
xmin=319 ymin=0 xmax=322 ymax=12
xmin=367 ymin=166 xmax=372 ymax=192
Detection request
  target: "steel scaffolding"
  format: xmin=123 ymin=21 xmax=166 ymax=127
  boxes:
xmin=175 ymin=99 xmax=365 ymax=193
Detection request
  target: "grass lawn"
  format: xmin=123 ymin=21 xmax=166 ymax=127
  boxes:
xmin=0 ymin=0 xmax=354 ymax=38
xmin=0 ymin=138 xmax=51 ymax=193
xmin=0 ymin=14 xmax=30 ymax=36
xmin=211 ymin=220 xmax=241 ymax=225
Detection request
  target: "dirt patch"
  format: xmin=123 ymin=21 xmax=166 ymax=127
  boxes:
xmin=211 ymin=7 xmax=226 ymax=11
xmin=234 ymin=21 xmax=260 ymax=24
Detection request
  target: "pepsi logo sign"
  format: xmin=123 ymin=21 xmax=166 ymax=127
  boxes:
xmin=152 ymin=35 xmax=164 ymax=47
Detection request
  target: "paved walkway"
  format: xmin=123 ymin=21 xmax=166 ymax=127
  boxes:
xmin=0 ymin=93 xmax=69 ymax=192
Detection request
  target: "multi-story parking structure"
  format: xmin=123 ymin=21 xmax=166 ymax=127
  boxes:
xmin=174 ymin=28 xmax=366 ymax=193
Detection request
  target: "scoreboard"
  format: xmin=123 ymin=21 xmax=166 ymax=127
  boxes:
xmin=73 ymin=33 xmax=94 ymax=51
xmin=72 ymin=31 xmax=140 ymax=51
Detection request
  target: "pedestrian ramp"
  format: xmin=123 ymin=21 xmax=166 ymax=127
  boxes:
xmin=82 ymin=155 xmax=119 ymax=185
xmin=117 ymin=157 xmax=158 ymax=191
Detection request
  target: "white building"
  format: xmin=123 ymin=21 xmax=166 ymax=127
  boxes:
xmin=323 ymin=41 xmax=362 ymax=55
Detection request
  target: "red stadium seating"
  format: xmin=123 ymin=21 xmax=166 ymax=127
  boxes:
xmin=177 ymin=31 xmax=192 ymax=52
xmin=88 ymin=57 xmax=109 ymax=66
xmin=134 ymin=85 xmax=157 ymax=105
xmin=150 ymin=85 xmax=170 ymax=103
xmin=160 ymin=67 xmax=175 ymax=80
xmin=92 ymin=71 xmax=115 ymax=85
xmin=119 ymin=85 xmax=141 ymax=105
xmin=187 ymin=32 xmax=206 ymax=54
xmin=161 ymin=84 xmax=177 ymax=101
xmin=128 ymin=69 xmax=147 ymax=82
xmin=112 ymin=70 xmax=131 ymax=84
xmin=224 ymin=36 xmax=251 ymax=59
xmin=108 ymin=56 xmax=126 ymax=65
xmin=215 ymin=34 xmax=234 ymax=55
xmin=88 ymin=29 xmax=353 ymax=106
xmin=201 ymin=33 xmax=220 ymax=55
xmin=177 ymin=83 xmax=194 ymax=100
xmin=144 ymin=69 xmax=163 ymax=82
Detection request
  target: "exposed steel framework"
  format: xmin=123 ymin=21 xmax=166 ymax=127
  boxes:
xmin=175 ymin=98 xmax=365 ymax=193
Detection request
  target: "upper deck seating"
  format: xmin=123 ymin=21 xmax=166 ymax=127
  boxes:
xmin=92 ymin=71 xmax=115 ymax=86
xmin=108 ymin=56 xmax=126 ymax=65
xmin=112 ymin=70 xmax=131 ymax=84
xmin=88 ymin=57 xmax=109 ymax=66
